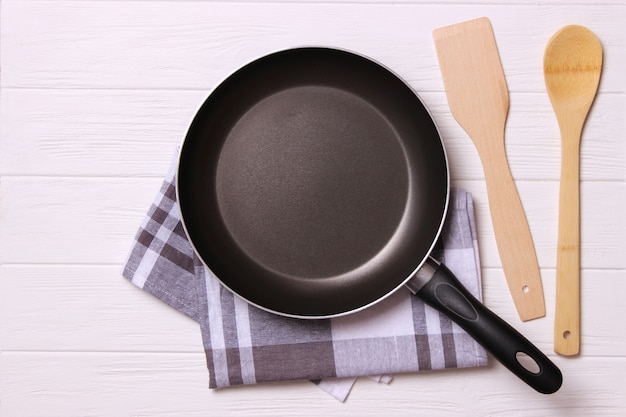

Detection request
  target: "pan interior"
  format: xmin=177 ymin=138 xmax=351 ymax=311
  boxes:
xmin=178 ymin=48 xmax=448 ymax=318
xmin=216 ymin=85 xmax=408 ymax=279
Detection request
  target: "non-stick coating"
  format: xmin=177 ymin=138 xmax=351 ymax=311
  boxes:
xmin=177 ymin=48 xmax=448 ymax=318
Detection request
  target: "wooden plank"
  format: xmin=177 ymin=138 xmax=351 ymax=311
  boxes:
xmin=457 ymin=180 xmax=626 ymax=270
xmin=1 ymin=265 xmax=624 ymax=356
xmin=0 ymin=265 xmax=203 ymax=353
xmin=1 ymin=3 xmax=624 ymax=93
xmin=4 ymin=0 xmax=622 ymax=5
xmin=0 ymin=89 xmax=202 ymax=178
xmin=1 ymin=177 xmax=623 ymax=268
xmin=0 ymin=177 xmax=163 ymax=264
xmin=1 ymin=89 xmax=622 ymax=180
xmin=1 ymin=351 xmax=624 ymax=416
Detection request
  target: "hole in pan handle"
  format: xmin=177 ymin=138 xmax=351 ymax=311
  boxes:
xmin=409 ymin=258 xmax=562 ymax=394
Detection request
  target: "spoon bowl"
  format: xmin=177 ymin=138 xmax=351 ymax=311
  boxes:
xmin=545 ymin=26 xmax=603 ymax=121
xmin=544 ymin=25 xmax=602 ymax=356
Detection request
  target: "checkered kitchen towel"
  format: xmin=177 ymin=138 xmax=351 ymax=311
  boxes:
xmin=122 ymin=153 xmax=488 ymax=401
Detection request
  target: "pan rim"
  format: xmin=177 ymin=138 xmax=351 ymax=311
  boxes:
xmin=176 ymin=46 xmax=450 ymax=319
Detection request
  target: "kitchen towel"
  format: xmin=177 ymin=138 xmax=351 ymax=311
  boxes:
xmin=122 ymin=152 xmax=488 ymax=401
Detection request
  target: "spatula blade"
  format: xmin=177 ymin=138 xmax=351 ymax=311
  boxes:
xmin=433 ymin=17 xmax=509 ymax=150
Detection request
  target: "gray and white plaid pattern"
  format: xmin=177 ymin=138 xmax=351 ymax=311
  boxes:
xmin=123 ymin=153 xmax=488 ymax=401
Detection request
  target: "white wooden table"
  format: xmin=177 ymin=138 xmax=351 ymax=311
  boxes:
xmin=1 ymin=1 xmax=624 ymax=416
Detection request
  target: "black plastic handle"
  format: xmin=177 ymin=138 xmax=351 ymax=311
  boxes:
xmin=414 ymin=261 xmax=562 ymax=394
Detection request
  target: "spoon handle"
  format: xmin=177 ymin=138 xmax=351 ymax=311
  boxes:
xmin=554 ymin=129 xmax=582 ymax=356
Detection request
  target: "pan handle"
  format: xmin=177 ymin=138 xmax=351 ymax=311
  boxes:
xmin=410 ymin=258 xmax=562 ymax=394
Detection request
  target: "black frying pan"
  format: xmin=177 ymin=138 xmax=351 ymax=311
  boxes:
xmin=177 ymin=47 xmax=562 ymax=394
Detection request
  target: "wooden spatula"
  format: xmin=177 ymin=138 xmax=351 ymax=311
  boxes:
xmin=433 ymin=17 xmax=545 ymax=321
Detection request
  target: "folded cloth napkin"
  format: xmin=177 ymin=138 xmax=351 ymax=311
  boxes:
xmin=122 ymin=152 xmax=488 ymax=401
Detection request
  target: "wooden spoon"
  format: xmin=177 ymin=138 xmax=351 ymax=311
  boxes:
xmin=544 ymin=25 xmax=602 ymax=356
xmin=433 ymin=17 xmax=546 ymax=321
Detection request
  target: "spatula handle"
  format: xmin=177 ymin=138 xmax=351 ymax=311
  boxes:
xmin=481 ymin=147 xmax=546 ymax=321
xmin=554 ymin=138 xmax=581 ymax=356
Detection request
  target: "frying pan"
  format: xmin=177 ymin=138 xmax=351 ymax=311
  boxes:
xmin=177 ymin=47 xmax=562 ymax=394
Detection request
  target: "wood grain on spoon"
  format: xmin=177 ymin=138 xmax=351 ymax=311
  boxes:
xmin=433 ymin=17 xmax=546 ymax=321
xmin=544 ymin=25 xmax=603 ymax=356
